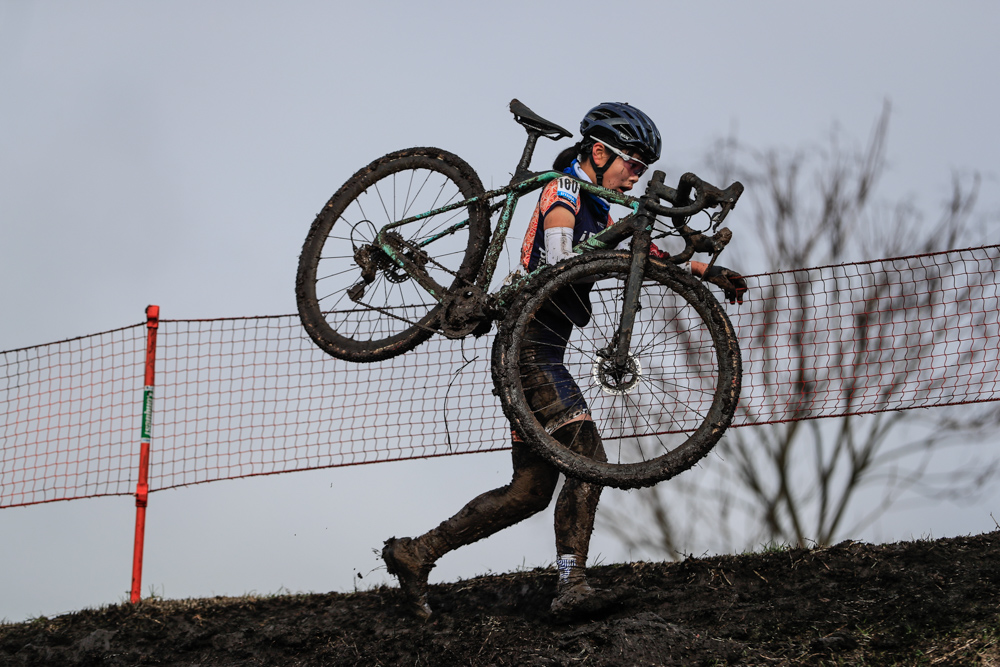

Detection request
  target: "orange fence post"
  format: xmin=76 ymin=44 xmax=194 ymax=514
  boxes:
xmin=130 ymin=305 xmax=159 ymax=603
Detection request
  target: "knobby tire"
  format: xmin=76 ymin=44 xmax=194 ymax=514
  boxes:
xmin=297 ymin=147 xmax=489 ymax=362
xmin=492 ymin=251 xmax=741 ymax=489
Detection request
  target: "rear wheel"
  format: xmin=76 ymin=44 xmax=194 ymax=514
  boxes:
xmin=296 ymin=147 xmax=489 ymax=362
xmin=493 ymin=251 xmax=741 ymax=489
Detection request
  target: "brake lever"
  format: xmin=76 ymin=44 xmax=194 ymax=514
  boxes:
xmin=701 ymin=226 xmax=735 ymax=277
xmin=710 ymin=203 xmax=733 ymax=232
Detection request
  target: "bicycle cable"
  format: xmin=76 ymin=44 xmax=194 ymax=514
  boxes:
xmin=442 ymin=338 xmax=479 ymax=453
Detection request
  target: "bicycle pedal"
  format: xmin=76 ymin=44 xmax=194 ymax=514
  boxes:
xmin=471 ymin=319 xmax=493 ymax=338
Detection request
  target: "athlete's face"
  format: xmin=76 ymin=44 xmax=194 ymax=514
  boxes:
xmin=592 ymin=144 xmax=642 ymax=193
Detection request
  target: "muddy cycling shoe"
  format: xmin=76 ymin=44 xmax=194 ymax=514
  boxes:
xmin=382 ymin=537 xmax=435 ymax=621
xmin=550 ymin=580 xmax=595 ymax=616
xmin=550 ymin=581 xmax=619 ymax=619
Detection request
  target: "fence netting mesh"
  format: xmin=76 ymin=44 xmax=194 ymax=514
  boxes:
xmin=1 ymin=326 xmax=145 ymax=506
xmin=2 ymin=245 xmax=998 ymax=508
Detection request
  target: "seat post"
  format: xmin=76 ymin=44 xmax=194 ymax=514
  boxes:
xmin=512 ymin=131 xmax=541 ymax=182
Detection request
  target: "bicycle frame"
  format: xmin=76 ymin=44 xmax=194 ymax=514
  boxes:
xmin=373 ymin=169 xmax=640 ymax=305
xmin=366 ymin=105 xmax=743 ymax=365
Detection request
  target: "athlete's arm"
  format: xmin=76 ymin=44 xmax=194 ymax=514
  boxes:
xmin=542 ymin=206 xmax=577 ymax=264
xmin=543 ymin=206 xmax=575 ymax=229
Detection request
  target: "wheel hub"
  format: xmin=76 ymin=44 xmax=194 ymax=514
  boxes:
xmin=351 ymin=224 xmax=430 ymax=286
xmin=592 ymin=353 xmax=643 ymax=395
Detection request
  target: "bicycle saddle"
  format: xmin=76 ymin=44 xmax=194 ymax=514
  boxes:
xmin=509 ymin=99 xmax=573 ymax=140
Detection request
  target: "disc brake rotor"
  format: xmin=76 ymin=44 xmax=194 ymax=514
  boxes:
xmin=592 ymin=353 xmax=643 ymax=396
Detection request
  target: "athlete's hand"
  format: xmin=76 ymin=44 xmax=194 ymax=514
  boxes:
xmin=690 ymin=261 xmax=747 ymax=304
xmin=703 ymin=265 xmax=747 ymax=304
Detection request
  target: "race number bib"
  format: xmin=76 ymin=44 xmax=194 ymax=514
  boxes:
xmin=555 ymin=177 xmax=580 ymax=208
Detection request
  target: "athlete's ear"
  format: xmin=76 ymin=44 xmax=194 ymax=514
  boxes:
xmin=591 ymin=142 xmax=609 ymax=168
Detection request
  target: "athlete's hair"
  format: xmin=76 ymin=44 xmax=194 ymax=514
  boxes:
xmin=553 ymin=142 xmax=582 ymax=170
xmin=552 ymin=138 xmax=603 ymax=171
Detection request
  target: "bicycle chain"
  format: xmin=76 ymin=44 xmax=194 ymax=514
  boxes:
xmin=372 ymin=232 xmax=418 ymax=283
xmin=348 ymin=295 xmax=443 ymax=337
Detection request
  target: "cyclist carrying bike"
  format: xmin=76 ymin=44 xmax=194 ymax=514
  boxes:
xmin=382 ymin=102 xmax=747 ymax=620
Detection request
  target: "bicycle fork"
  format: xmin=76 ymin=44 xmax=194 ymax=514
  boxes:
xmin=605 ymin=211 xmax=656 ymax=371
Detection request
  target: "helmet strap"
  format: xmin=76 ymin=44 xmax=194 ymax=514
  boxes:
xmin=590 ymin=141 xmax=615 ymax=187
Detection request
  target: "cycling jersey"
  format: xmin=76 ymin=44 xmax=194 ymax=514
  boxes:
xmin=519 ymin=160 xmax=611 ymax=330
xmin=520 ymin=160 xmax=612 ymax=271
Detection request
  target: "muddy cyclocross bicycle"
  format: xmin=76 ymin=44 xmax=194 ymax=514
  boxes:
xmin=296 ymin=99 xmax=744 ymax=490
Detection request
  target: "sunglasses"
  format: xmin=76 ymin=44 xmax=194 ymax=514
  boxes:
xmin=594 ymin=141 xmax=649 ymax=177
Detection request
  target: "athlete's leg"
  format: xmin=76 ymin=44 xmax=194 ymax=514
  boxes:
xmin=383 ymin=440 xmax=559 ymax=619
xmin=513 ymin=315 xmax=609 ymax=612
xmin=553 ymin=420 xmax=606 ymax=560
xmin=550 ymin=420 xmax=607 ymax=614
xmin=384 ymin=317 xmax=592 ymax=619
xmin=420 ymin=441 xmax=559 ymax=555
xmin=517 ymin=319 xmax=590 ymax=430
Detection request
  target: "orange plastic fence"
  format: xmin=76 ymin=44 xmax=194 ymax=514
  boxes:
xmin=2 ymin=324 xmax=145 ymax=507
xmin=2 ymin=245 xmax=998 ymax=509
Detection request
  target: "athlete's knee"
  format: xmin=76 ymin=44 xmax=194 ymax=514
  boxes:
xmin=507 ymin=466 xmax=558 ymax=516
xmin=552 ymin=419 xmax=606 ymax=461
xmin=560 ymin=476 xmax=604 ymax=507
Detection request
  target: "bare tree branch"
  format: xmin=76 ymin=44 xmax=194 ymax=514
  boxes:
xmin=600 ymin=105 xmax=999 ymax=558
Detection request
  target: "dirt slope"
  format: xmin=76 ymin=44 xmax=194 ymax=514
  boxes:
xmin=3 ymin=532 xmax=1000 ymax=666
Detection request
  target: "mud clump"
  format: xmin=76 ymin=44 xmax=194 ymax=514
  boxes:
xmin=3 ymin=532 xmax=1000 ymax=665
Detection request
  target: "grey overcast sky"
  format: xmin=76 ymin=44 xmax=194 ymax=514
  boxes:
xmin=2 ymin=1 xmax=998 ymax=623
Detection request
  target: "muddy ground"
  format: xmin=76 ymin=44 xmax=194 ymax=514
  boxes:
xmin=3 ymin=531 xmax=1000 ymax=666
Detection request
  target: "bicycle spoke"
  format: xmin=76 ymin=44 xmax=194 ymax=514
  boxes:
xmin=318 ymin=286 xmax=352 ymax=313
xmin=413 ymin=188 xmax=465 ymax=240
xmin=317 ymin=265 xmax=363 ymax=282
xmin=322 ymin=234 xmax=365 ymax=246
xmin=502 ymin=252 xmax=740 ymax=485
xmin=402 ymin=168 xmax=416 ymax=222
xmin=621 ymin=391 xmax=656 ymax=456
xmin=400 ymin=169 xmax=435 ymax=220
xmin=352 ymin=196 xmax=371 ymax=232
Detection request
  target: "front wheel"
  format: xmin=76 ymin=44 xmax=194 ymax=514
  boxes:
xmin=492 ymin=251 xmax=742 ymax=489
xmin=296 ymin=147 xmax=490 ymax=363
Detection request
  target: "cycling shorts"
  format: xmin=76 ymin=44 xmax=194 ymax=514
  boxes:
xmin=511 ymin=316 xmax=590 ymax=441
